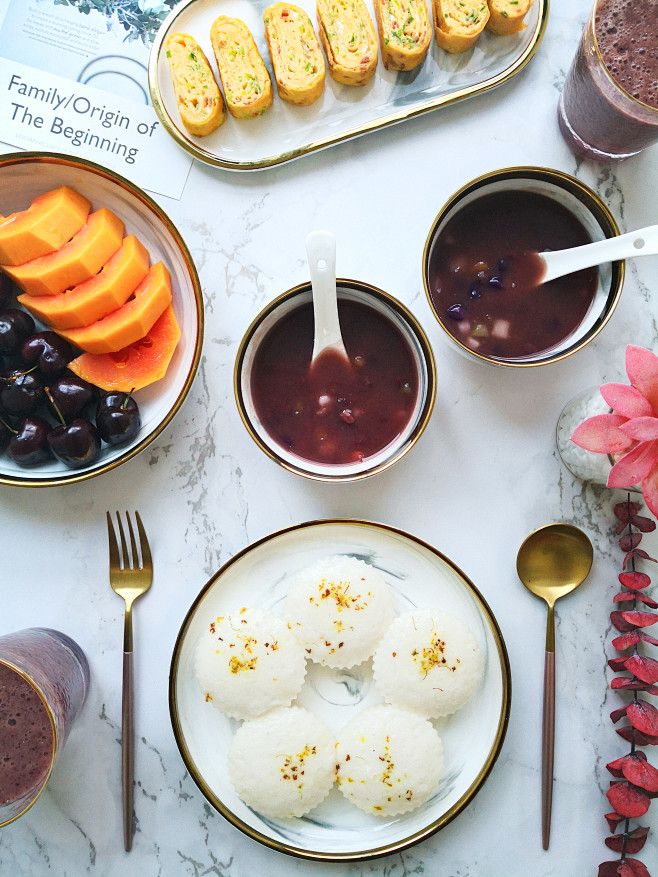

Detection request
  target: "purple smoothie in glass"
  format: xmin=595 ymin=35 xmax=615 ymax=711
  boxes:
xmin=558 ymin=0 xmax=658 ymax=161
xmin=0 ymin=628 xmax=89 ymax=826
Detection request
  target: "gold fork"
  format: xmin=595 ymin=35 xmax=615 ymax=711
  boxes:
xmin=107 ymin=510 xmax=153 ymax=852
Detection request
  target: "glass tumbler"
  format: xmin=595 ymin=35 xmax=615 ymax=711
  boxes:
xmin=558 ymin=0 xmax=658 ymax=161
xmin=0 ymin=628 xmax=90 ymax=826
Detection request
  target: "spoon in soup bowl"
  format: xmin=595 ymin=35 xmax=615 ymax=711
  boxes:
xmin=539 ymin=223 xmax=658 ymax=284
xmin=305 ymin=230 xmax=350 ymax=369
xmin=516 ymin=523 xmax=593 ymax=851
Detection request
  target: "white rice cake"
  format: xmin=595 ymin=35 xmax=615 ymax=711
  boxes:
xmin=194 ymin=607 xmax=307 ymax=721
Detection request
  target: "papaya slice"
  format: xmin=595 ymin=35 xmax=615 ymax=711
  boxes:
xmin=0 ymin=187 xmax=91 ymax=266
xmin=57 ymin=262 xmax=172 ymax=354
xmin=18 ymin=235 xmax=150 ymax=330
xmin=68 ymin=303 xmax=181 ymax=392
xmin=2 ymin=208 xmax=124 ymax=296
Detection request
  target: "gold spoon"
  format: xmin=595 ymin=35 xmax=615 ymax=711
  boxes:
xmin=516 ymin=523 xmax=593 ymax=851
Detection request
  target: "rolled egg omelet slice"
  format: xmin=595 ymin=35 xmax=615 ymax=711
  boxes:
xmin=264 ymin=3 xmax=325 ymax=105
xmin=373 ymin=0 xmax=432 ymax=71
xmin=210 ymin=17 xmax=273 ymax=118
xmin=316 ymin=0 xmax=378 ymax=86
xmin=166 ymin=33 xmax=226 ymax=136
xmin=486 ymin=0 xmax=533 ymax=35
xmin=432 ymin=0 xmax=489 ymax=53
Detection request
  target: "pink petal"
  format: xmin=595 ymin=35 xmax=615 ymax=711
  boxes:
xmin=642 ymin=464 xmax=658 ymax=519
xmin=626 ymin=345 xmax=658 ymax=415
xmin=607 ymin=441 xmax=658 ymax=488
xmin=620 ymin=416 xmax=658 ymax=441
xmin=601 ymin=382 xmax=654 ymax=418
xmin=572 ymin=414 xmax=633 ymax=453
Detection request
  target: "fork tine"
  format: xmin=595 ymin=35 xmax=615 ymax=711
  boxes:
xmin=125 ymin=512 xmax=140 ymax=571
xmin=135 ymin=511 xmax=152 ymax=572
xmin=107 ymin=511 xmax=120 ymax=569
xmin=115 ymin=511 xmax=130 ymax=571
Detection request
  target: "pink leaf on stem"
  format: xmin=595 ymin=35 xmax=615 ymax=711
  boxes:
xmin=635 ymin=593 xmax=658 ymax=609
xmin=627 ymin=700 xmax=658 ymax=736
xmin=622 ymin=755 xmax=658 ymax=792
xmin=619 ymin=571 xmax=653 ymax=590
xmin=618 ymin=858 xmax=652 ymax=877
xmin=620 ymin=417 xmax=658 ymax=442
xmin=626 ymin=345 xmax=658 ymax=415
xmin=610 ymin=705 xmax=629 ymax=723
xmin=617 ymin=725 xmax=658 ymax=745
xmin=598 ymin=862 xmax=621 ymax=877
xmin=624 ymin=548 xmax=658 ymax=568
xmin=638 ymin=631 xmax=658 ymax=646
xmin=572 ymin=415 xmax=633 ymax=453
xmin=620 ymin=532 xmax=643 ymax=552
xmin=612 ymin=611 xmax=639 ymax=632
xmin=607 ymin=755 xmax=628 ymax=777
xmin=621 ymin=610 xmax=658 ymax=628
xmin=607 ymin=782 xmax=651 ymax=817
xmin=602 ymin=382 xmax=655 ymax=418
xmin=609 ymin=655 xmax=629 ymax=670
xmin=615 ymin=500 xmax=643 ymax=521
xmin=613 ymin=631 xmax=642 ymax=650
xmin=608 ymin=440 xmax=658 ymax=489
xmin=605 ymin=812 xmax=625 ymax=833
xmin=611 ymin=677 xmax=658 ymax=694
xmin=625 ymin=654 xmax=658 ymax=684
xmin=630 ymin=515 xmax=657 ymax=533
xmin=605 ymin=825 xmax=650 ymax=854
xmin=613 ymin=591 xmax=638 ymax=603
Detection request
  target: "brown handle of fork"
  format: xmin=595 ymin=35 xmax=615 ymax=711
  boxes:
xmin=542 ymin=649 xmax=555 ymax=851
xmin=122 ymin=651 xmax=134 ymax=851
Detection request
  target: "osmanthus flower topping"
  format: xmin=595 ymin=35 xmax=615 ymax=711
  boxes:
xmin=571 ymin=346 xmax=658 ymax=518
xmin=599 ymin=497 xmax=658 ymax=877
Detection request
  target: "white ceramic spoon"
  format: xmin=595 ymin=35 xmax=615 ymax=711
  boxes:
xmin=540 ymin=224 xmax=658 ymax=284
xmin=305 ymin=229 xmax=350 ymax=367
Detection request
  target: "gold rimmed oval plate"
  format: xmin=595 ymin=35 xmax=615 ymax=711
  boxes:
xmin=170 ymin=519 xmax=511 ymax=861
xmin=149 ymin=0 xmax=548 ymax=171
xmin=0 ymin=151 xmax=203 ymax=488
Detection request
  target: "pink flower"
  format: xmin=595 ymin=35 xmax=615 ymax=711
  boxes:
xmin=571 ymin=346 xmax=658 ymax=518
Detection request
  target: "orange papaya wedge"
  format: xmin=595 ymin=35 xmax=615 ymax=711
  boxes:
xmin=57 ymin=262 xmax=172 ymax=354
xmin=2 ymin=208 xmax=124 ymax=296
xmin=68 ymin=303 xmax=181 ymax=392
xmin=0 ymin=187 xmax=91 ymax=266
xmin=18 ymin=235 xmax=150 ymax=330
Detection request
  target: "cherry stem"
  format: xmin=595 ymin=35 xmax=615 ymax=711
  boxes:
xmin=44 ymin=386 xmax=67 ymax=428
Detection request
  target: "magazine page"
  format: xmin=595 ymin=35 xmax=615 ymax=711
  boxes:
xmin=0 ymin=0 xmax=193 ymax=199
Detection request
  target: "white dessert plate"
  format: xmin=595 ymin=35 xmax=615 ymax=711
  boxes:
xmin=0 ymin=151 xmax=203 ymax=487
xmin=170 ymin=519 xmax=511 ymax=861
xmin=149 ymin=0 xmax=547 ymax=170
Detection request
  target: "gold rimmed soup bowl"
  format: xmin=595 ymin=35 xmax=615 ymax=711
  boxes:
xmin=422 ymin=166 xmax=624 ymax=368
xmin=234 ymin=279 xmax=436 ymax=482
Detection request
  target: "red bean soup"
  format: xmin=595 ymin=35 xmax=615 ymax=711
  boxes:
xmin=249 ymin=299 xmax=419 ymax=466
xmin=427 ymin=190 xmax=599 ymax=360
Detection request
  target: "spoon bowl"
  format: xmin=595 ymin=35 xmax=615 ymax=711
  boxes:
xmin=516 ymin=523 xmax=593 ymax=851
xmin=539 ymin=224 xmax=658 ymax=284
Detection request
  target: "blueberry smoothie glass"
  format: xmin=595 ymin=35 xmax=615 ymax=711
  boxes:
xmin=0 ymin=628 xmax=90 ymax=826
xmin=558 ymin=0 xmax=658 ymax=161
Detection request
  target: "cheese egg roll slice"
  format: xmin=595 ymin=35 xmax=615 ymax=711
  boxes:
xmin=373 ymin=0 xmax=432 ymax=71
xmin=264 ymin=3 xmax=325 ymax=105
xmin=486 ymin=0 xmax=533 ymax=35
xmin=432 ymin=0 xmax=489 ymax=53
xmin=210 ymin=16 xmax=273 ymax=118
xmin=316 ymin=0 xmax=378 ymax=86
xmin=166 ymin=33 xmax=226 ymax=136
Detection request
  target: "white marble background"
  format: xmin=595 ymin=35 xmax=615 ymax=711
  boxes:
xmin=2 ymin=1 xmax=658 ymax=875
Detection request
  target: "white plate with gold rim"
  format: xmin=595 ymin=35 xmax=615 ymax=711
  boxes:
xmin=149 ymin=0 xmax=547 ymax=171
xmin=169 ymin=519 xmax=511 ymax=861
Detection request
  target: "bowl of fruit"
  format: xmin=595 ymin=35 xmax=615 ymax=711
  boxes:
xmin=0 ymin=151 xmax=203 ymax=486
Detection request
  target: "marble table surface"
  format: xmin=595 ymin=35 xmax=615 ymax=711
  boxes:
xmin=2 ymin=1 xmax=657 ymax=875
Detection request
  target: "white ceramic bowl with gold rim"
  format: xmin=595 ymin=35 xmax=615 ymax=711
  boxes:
xmin=234 ymin=279 xmax=436 ymax=482
xmin=422 ymin=166 xmax=624 ymax=368
xmin=0 ymin=151 xmax=203 ymax=487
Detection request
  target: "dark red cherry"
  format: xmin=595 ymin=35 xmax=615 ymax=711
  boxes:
xmin=47 ymin=372 xmax=97 ymax=420
xmin=0 ymin=309 xmax=35 ymax=356
xmin=0 ymin=367 xmax=44 ymax=415
xmin=48 ymin=418 xmax=101 ymax=469
xmin=21 ymin=331 xmax=73 ymax=376
xmin=96 ymin=391 xmax=141 ymax=446
xmin=7 ymin=416 xmax=52 ymax=466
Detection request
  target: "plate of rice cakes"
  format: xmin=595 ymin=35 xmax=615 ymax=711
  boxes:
xmin=149 ymin=0 xmax=546 ymax=170
xmin=170 ymin=519 xmax=511 ymax=860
